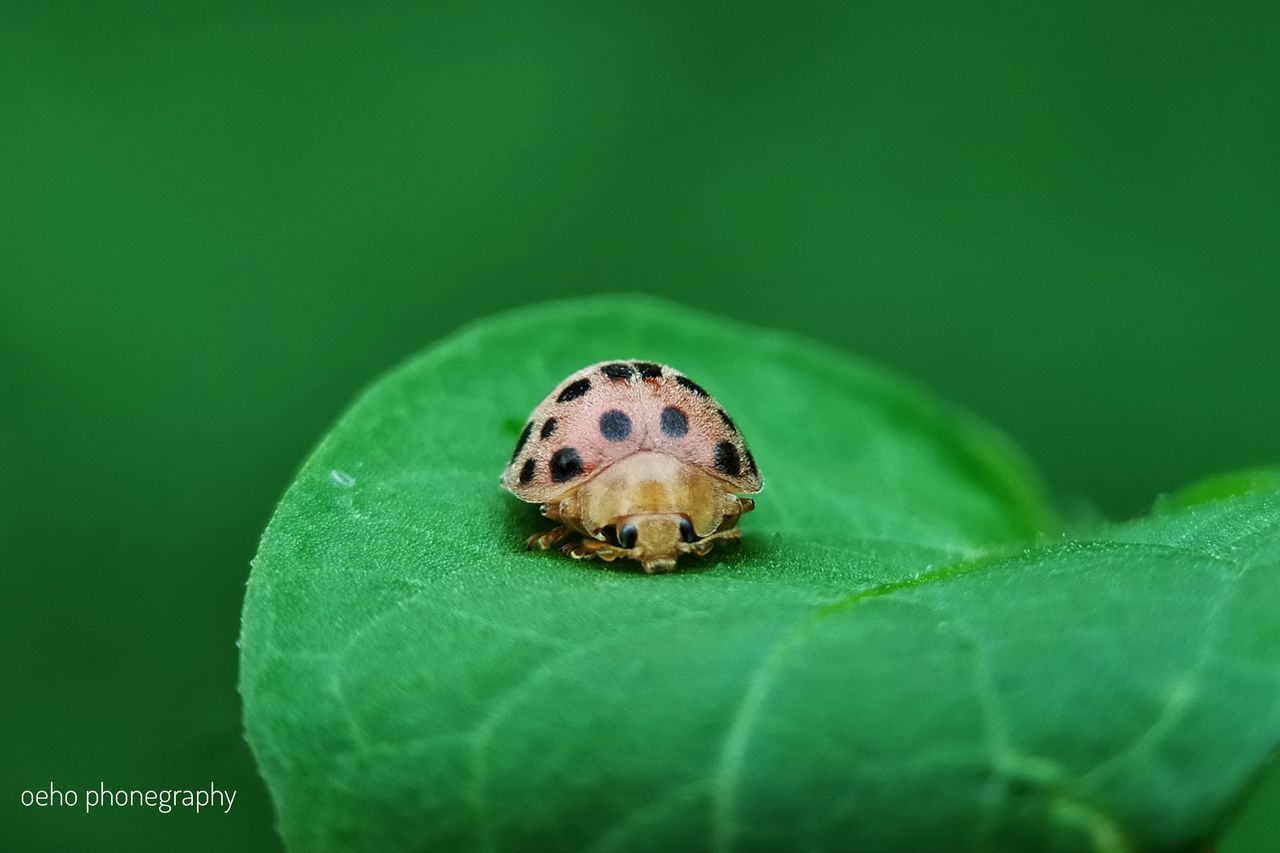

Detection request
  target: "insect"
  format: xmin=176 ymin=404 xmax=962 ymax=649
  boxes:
xmin=500 ymin=360 xmax=762 ymax=573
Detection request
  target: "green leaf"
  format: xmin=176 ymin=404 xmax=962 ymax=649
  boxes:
xmin=1155 ymin=468 xmax=1280 ymax=513
xmin=240 ymin=297 xmax=1280 ymax=852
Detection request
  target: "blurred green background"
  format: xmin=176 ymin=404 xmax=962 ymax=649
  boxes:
xmin=3 ymin=2 xmax=1277 ymax=850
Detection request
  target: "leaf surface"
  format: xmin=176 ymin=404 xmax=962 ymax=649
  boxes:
xmin=240 ymin=297 xmax=1279 ymax=852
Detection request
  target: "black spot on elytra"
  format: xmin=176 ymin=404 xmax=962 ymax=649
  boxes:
xmin=676 ymin=375 xmax=708 ymax=397
xmin=518 ymin=458 xmax=536 ymax=484
xmin=634 ymin=362 xmax=663 ymax=379
xmin=599 ymin=409 xmax=632 ymax=441
xmin=550 ymin=447 xmax=584 ymax=482
xmin=660 ymin=406 xmax=688 ymax=438
xmin=601 ymin=362 xmax=635 ymax=381
xmin=557 ymin=378 xmax=591 ymax=403
xmin=511 ymin=421 xmax=533 ymax=461
xmin=540 ymin=418 xmax=557 ymax=440
xmin=716 ymin=408 xmax=737 ymax=432
xmin=714 ymin=441 xmax=741 ymax=477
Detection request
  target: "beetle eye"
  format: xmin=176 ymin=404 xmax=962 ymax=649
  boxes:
xmin=679 ymin=518 xmax=696 ymax=542
xmin=618 ymin=523 xmax=638 ymax=549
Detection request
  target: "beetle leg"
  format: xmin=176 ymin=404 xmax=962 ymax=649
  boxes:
xmin=526 ymin=525 xmax=571 ymax=551
xmin=683 ymin=527 xmax=742 ymax=558
xmin=562 ymin=537 xmax=626 ymax=562
xmin=719 ymin=493 xmax=753 ymax=529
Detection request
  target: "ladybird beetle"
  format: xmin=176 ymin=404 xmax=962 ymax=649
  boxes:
xmin=500 ymin=361 xmax=762 ymax=573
